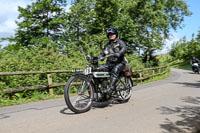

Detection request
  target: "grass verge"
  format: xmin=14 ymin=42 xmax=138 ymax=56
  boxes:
xmin=137 ymin=68 xmax=171 ymax=85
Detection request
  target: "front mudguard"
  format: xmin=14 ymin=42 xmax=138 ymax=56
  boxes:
xmin=70 ymin=73 xmax=96 ymax=96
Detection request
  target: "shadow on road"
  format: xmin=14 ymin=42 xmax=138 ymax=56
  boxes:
xmin=0 ymin=114 xmax=10 ymax=119
xmin=173 ymin=81 xmax=200 ymax=88
xmin=157 ymin=96 xmax=200 ymax=133
xmin=60 ymin=107 xmax=76 ymax=115
xmin=59 ymin=99 xmax=123 ymax=115
xmin=188 ymin=72 xmax=196 ymax=74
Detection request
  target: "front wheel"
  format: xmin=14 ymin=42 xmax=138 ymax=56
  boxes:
xmin=64 ymin=74 xmax=94 ymax=113
xmin=116 ymin=77 xmax=133 ymax=102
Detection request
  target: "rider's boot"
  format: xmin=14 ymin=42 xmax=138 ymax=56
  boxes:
xmin=102 ymin=76 xmax=118 ymax=96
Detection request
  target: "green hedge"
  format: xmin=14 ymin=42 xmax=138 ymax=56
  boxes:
xmin=0 ymin=46 xmax=145 ymax=104
xmin=0 ymin=47 xmax=86 ymax=89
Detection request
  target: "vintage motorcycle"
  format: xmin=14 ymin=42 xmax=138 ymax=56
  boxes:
xmin=64 ymin=54 xmax=134 ymax=113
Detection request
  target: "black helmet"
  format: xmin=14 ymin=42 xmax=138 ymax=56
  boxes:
xmin=106 ymin=27 xmax=118 ymax=38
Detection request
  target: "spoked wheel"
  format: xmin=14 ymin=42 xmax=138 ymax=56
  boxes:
xmin=116 ymin=76 xmax=133 ymax=102
xmin=64 ymin=74 xmax=94 ymax=113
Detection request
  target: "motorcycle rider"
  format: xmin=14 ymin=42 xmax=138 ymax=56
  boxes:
xmin=190 ymin=56 xmax=200 ymax=72
xmin=96 ymin=27 xmax=127 ymax=96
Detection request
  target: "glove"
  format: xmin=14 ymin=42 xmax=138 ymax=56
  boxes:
xmin=99 ymin=56 xmax=104 ymax=61
xmin=86 ymin=56 xmax=92 ymax=62
xmin=92 ymin=56 xmax=98 ymax=60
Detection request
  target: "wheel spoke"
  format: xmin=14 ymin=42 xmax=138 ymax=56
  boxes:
xmin=81 ymin=94 xmax=90 ymax=99
xmin=117 ymin=77 xmax=132 ymax=101
xmin=64 ymin=75 xmax=93 ymax=113
xmin=73 ymin=96 xmax=90 ymax=105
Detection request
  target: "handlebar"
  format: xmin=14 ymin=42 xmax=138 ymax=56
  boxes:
xmin=86 ymin=54 xmax=117 ymax=65
xmin=87 ymin=54 xmax=115 ymax=62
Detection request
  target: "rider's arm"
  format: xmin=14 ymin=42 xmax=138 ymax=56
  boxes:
xmin=114 ymin=40 xmax=127 ymax=57
xmin=97 ymin=44 xmax=108 ymax=60
xmin=197 ymin=59 xmax=200 ymax=64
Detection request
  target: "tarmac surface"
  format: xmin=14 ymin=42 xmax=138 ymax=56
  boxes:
xmin=0 ymin=68 xmax=200 ymax=133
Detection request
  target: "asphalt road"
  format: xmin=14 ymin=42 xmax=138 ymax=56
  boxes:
xmin=0 ymin=68 xmax=200 ymax=133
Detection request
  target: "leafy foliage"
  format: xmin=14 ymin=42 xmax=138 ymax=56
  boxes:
xmin=169 ymin=30 xmax=200 ymax=62
xmin=2 ymin=0 xmax=191 ymax=57
xmin=5 ymin=0 xmax=68 ymax=48
xmin=0 ymin=47 xmax=85 ymax=89
xmin=65 ymin=0 xmax=191 ymax=61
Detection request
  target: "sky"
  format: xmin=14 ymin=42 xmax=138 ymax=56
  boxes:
xmin=157 ymin=0 xmax=200 ymax=54
xmin=0 ymin=0 xmax=200 ymax=54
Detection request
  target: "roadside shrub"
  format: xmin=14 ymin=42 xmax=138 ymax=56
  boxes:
xmin=0 ymin=47 xmax=86 ymax=91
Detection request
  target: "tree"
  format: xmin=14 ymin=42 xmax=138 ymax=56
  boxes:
xmin=3 ymin=0 xmax=191 ymax=63
xmin=65 ymin=0 xmax=190 ymax=57
xmin=92 ymin=0 xmax=119 ymax=34
xmin=169 ymin=34 xmax=200 ymax=62
xmin=169 ymin=37 xmax=186 ymax=59
xmin=62 ymin=0 xmax=119 ymax=55
xmin=190 ymin=31 xmax=200 ymax=58
xmin=124 ymin=0 xmax=191 ymax=62
xmin=7 ymin=0 xmax=67 ymax=48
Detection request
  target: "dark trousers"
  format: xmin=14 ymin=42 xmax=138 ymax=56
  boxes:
xmin=96 ymin=63 xmax=125 ymax=76
xmin=96 ymin=63 xmax=125 ymax=88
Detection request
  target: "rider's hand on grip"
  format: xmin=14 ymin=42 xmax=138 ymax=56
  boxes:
xmin=92 ymin=56 xmax=98 ymax=60
xmin=99 ymin=56 xmax=104 ymax=61
xmin=86 ymin=56 xmax=92 ymax=62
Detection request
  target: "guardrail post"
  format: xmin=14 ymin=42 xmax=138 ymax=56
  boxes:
xmin=47 ymin=74 xmax=53 ymax=95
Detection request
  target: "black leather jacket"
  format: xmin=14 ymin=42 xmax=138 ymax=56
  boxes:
xmin=190 ymin=58 xmax=200 ymax=65
xmin=98 ymin=39 xmax=127 ymax=64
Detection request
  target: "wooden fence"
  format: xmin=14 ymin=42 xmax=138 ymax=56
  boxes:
xmin=0 ymin=66 xmax=168 ymax=94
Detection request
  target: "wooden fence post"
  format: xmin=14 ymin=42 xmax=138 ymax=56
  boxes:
xmin=47 ymin=74 xmax=53 ymax=95
xmin=139 ymin=73 xmax=142 ymax=83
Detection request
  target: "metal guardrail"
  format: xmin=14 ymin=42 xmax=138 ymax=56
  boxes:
xmin=0 ymin=66 xmax=168 ymax=94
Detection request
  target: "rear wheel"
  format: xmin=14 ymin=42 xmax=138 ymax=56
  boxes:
xmin=116 ymin=77 xmax=133 ymax=102
xmin=64 ymin=75 xmax=94 ymax=113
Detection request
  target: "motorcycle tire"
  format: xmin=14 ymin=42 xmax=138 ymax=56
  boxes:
xmin=116 ymin=76 xmax=133 ymax=103
xmin=64 ymin=74 xmax=94 ymax=113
